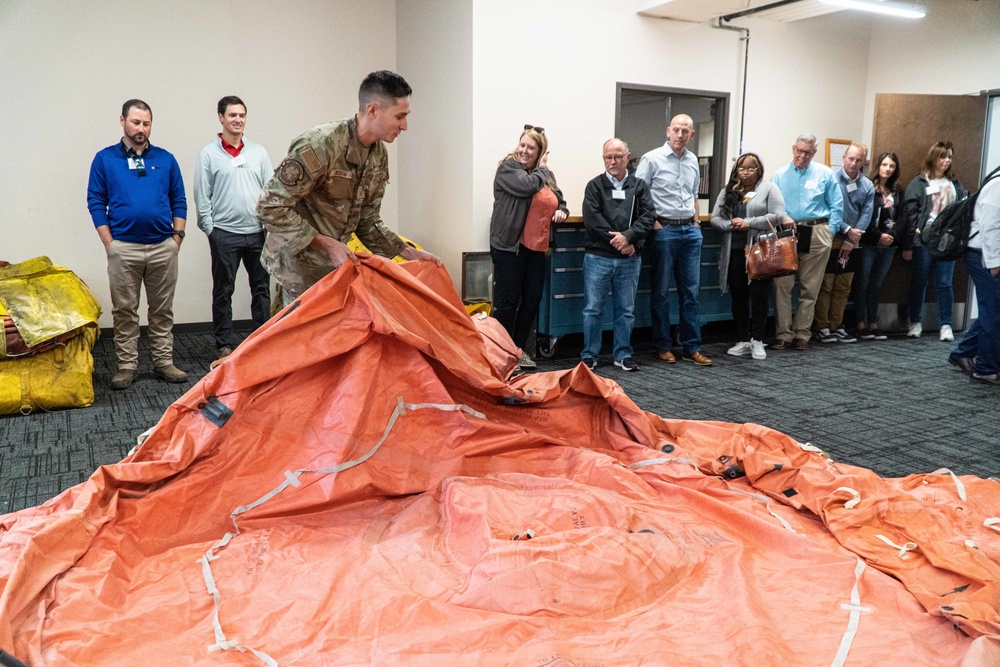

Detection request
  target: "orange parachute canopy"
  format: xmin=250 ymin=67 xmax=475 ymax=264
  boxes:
xmin=1 ymin=258 xmax=998 ymax=666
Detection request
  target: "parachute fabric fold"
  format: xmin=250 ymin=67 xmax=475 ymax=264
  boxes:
xmin=0 ymin=257 xmax=997 ymax=666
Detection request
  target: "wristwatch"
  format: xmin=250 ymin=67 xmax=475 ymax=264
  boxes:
xmin=173 ymin=229 xmax=186 ymax=239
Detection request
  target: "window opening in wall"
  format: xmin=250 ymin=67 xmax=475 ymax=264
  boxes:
xmin=615 ymin=84 xmax=730 ymax=207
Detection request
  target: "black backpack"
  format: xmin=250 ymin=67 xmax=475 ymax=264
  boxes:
xmin=925 ymin=164 xmax=1000 ymax=261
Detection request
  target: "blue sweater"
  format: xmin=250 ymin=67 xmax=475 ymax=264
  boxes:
xmin=87 ymin=141 xmax=187 ymax=244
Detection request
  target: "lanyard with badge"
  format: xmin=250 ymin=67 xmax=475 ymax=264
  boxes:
xmin=128 ymin=156 xmax=146 ymax=177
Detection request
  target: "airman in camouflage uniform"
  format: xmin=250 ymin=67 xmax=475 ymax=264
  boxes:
xmin=257 ymin=71 xmax=438 ymax=302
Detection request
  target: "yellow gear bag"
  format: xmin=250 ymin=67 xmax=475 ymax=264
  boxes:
xmin=0 ymin=257 xmax=102 ymax=414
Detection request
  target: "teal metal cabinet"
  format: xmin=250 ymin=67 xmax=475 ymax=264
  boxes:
xmin=537 ymin=220 xmax=732 ymax=355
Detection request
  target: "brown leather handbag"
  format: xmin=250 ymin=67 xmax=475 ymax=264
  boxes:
xmin=745 ymin=220 xmax=798 ymax=280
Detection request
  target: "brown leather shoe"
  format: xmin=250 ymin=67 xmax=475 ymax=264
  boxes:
xmin=110 ymin=368 xmax=136 ymax=391
xmin=793 ymin=338 xmax=808 ymax=351
xmin=682 ymin=351 xmax=713 ymax=366
xmin=772 ymin=339 xmax=790 ymax=350
xmin=657 ymin=350 xmax=676 ymax=363
xmin=154 ymin=364 xmax=189 ymax=383
xmin=948 ymin=354 xmax=974 ymax=376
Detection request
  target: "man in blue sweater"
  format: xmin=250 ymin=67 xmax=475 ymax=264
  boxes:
xmin=87 ymin=99 xmax=189 ymax=390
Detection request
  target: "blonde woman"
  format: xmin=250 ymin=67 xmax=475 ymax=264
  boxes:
xmin=489 ymin=125 xmax=568 ymax=368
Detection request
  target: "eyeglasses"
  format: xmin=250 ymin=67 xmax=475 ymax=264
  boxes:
xmin=737 ymin=165 xmax=759 ymax=172
xmin=793 ymin=148 xmax=817 ymax=157
xmin=603 ymin=154 xmax=627 ymax=162
xmin=935 ymin=141 xmax=953 ymax=149
xmin=523 ymin=124 xmax=545 ymax=133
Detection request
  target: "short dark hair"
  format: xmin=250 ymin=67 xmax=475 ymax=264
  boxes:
xmin=358 ymin=71 xmax=412 ymax=111
xmin=217 ymin=95 xmax=246 ymax=116
xmin=122 ymin=99 xmax=151 ymax=120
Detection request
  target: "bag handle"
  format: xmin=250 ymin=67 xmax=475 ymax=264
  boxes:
xmin=749 ymin=215 xmax=778 ymax=244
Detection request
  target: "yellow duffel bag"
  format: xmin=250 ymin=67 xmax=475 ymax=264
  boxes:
xmin=0 ymin=326 xmax=98 ymax=414
xmin=0 ymin=257 xmax=102 ymax=414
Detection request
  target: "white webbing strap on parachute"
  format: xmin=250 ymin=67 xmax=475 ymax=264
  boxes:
xmin=726 ymin=487 xmax=797 ymax=533
xmin=196 ymin=397 xmax=486 ymax=666
xmin=985 ymin=518 xmax=1000 ymax=533
xmin=834 ymin=487 xmax=861 ymax=509
xmin=830 ymin=558 xmax=871 ymax=667
xmin=798 ymin=441 xmax=825 ymax=454
xmin=930 ymin=468 xmax=967 ymax=501
xmin=874 ymin=534 xmax=919 ymax=560
xmin=628 ymin=457 xmax=699 ymax=471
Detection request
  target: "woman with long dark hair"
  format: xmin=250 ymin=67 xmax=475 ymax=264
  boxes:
xmin=710 ymin=153 xmax=786 ymax=360
xmin=902 ymin=141 xmax=964 ymax=341
xmin=854 ymin=152 xmax=904 ymax=339
xmin=489 ymin=125 xmax=568 ymax=369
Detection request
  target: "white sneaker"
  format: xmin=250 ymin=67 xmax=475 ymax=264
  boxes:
xmin=907 ymin=323 xmax=922 ymax=338
xmin=750 ymin=339 xmax=766 ymax=360
xmin=940 ymin=324 xmax=954 ymax=342
xmin=518 ymin=352 xmax=537 ymax=369
xmin=727 ymin=341 xmax=752 ymax=357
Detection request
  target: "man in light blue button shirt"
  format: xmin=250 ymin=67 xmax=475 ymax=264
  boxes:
xmin=636 ymin=114 xmax=712 ymax=366
xmin=770 ymin=133 xmax=845 ymax=350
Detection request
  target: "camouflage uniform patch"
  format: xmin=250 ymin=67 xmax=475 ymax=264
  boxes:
xmin=276 ymin=158 xmax=305 ymax=186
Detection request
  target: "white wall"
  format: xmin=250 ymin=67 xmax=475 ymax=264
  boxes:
xmin=0 ymin=0 xmax=397 ymax=328
xmin=396 ymin=0 xmax=473 ymax=288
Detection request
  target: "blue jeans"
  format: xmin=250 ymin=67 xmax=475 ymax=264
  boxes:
xmin=952 ymin=249 xmax=1000 ymax=375
xmin=908 ymin=245 xmax=955 ymax=326
xmin=854 ymin=245 xmax=896 ymax=326
xmin=650 ymin=224 xmax=702 ymax=353
xmin=581 ymin=253 xmax=642 ymax=361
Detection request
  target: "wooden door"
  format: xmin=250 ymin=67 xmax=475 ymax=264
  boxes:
xmin=870 ymin=93 xmax=988 ymax=328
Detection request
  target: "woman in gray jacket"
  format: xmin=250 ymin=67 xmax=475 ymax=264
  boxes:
xmin=710 ymin=153 xmax=787 ymax=360
xmin=489 ymin=125 xmax=568 ymax=368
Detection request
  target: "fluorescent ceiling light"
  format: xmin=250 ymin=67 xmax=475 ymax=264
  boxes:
xmin=819 ymin=0 xmax=926 ymax=19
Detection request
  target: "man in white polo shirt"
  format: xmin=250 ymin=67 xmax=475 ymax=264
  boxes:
xmin=194 ymin=95 xmax=274 ymax=362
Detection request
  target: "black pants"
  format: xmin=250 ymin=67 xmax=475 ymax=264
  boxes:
xmin=209 ymin=228 xmax=270 ymax=349
xmin=490 ymin=245 xmax=545 ymax=349
xmin=728 ymin=245 xmax=772 ymax=342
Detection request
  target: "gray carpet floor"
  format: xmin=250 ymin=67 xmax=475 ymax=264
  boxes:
xmin=1 ymin=322 xmax=996 ymax=516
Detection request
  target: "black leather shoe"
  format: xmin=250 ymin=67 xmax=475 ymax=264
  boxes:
xmin=970 ymin=371 xmax=1000 ymax=386
xmin=948 ymin=354 xmax=974 ymax=376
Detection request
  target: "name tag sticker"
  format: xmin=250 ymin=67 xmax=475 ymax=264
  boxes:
xmin=847 ymin=182 xmax=858 ymax=193
xmin=612 ymin=189 xmax=626 ymax=200
xmin=127 ymin=158 xmax=137 ymax=170
xmin=231 ymin=155 xmax=247 ymax=167
xmin=926 ymin=184 xmax=940 ymax=195
xmin=805 ymin=179 xmax=819 ymax=190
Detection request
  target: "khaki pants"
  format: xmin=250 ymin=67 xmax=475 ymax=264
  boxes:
xmin=814 ymin=237 xmax=854 ymax=331
xmin=107 ymin=237 xmax=179 ymax=370
xmin=774 ymin=223 xmax=833 ymax=342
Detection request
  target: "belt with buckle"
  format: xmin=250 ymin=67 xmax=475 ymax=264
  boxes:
xmin=797 ymin=217 xmax=829 ymax=226
xmin=656 ymin=217 xmax=695 ymax=226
